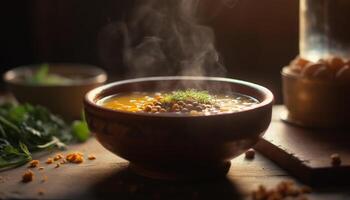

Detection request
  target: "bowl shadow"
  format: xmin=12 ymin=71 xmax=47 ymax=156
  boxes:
xmin=87 ymin=166 xmax=244 ymax=200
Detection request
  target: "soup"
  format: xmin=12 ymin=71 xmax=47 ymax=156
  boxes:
xmin=98 ymin=89 xmax=259 ymax=115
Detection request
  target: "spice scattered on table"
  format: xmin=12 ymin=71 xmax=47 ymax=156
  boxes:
xmin=88 ymin=154 xmax=96 ymax=160
xmin=28 ymin=160 xmax=40 ymax=168
xmin=22 ymin=170 xmax=34 ymax=183
xmin=46 ymin=158 xmax=53 ymax=164
xmin=251 ymin=181 xmax=311 ymax=200
xmin=66 ymin=152 xmax=84 ymax=163
xmin=53 ymin=154 xmax=63 ymax=161
xmin=20 ymin=152 xmax=96 ymax=184
xmin=331 ymin=153 xmax=341 ymax=166
xmin=245 ymin=148 xmax=255 ymax=160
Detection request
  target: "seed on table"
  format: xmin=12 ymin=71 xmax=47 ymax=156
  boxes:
xmin=22 ymin=170 xmax=34 ymax=183
xmin=46 ymin=158 xmax=53 ymax=164
xmin=245 ymin=148 xmax=255 ymax=159
xmin=160 ymin=108 xmax=166 ymax=112
xmin=28 ymin=160 xmax=40 ymax=168
xmin=178 ymin=101 xmax=185 ymax=106
xmin=192 ymin=101 xmax=199 ymax=106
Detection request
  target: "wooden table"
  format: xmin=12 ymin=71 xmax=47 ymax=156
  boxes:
xmin=1 ymin=111 xmax=350 ymax=199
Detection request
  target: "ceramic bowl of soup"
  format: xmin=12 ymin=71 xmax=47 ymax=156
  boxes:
xmin=84 ymin=76 xmax=273 ymax=180
xmin=4 ymin=63 xmax=107 ymax=120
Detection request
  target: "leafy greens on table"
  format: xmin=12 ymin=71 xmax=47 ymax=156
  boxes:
xmin=0 ymin=103 xmax=89 ymax=170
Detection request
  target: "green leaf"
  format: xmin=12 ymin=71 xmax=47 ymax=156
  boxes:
xmin=72 ymin=120 xmax=90 ymax=142
xmin=0 ymin=141 xmax=32 ymax=169
xmin=0 ymin=102 xmax=91 ymax=170
xmin=19 ymin=142 xmax=31 ymax=156
xmin=8 ymin=105 xmax=28 ymax=123
xmin=32 ymin=63 xmax=49 ymax=84
xmin=0 ymin=115 xmax=20 ymax=133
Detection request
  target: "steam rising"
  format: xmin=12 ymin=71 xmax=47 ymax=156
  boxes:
xmin=119 ymin=0 xmax=228 ymax=77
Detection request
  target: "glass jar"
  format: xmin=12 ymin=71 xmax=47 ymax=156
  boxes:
xmin=300 ymin=0 xmax=350 ymax=62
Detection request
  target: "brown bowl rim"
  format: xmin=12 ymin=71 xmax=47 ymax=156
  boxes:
xmin=3 ymin=63 xmax=107 ymax=88
xmin=84 ymin=76 xmax=274 ymax=118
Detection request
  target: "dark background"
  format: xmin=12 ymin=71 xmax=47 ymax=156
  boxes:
xmin=0 ymin=0 xmax=299 ymax=103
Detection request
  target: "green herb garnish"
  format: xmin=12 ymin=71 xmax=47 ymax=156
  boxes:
xmin=0 ymin=103 xmax=89 ymax=170
xmin=31 ymin=63 xmax=49 ymax=84
xmin=72 ymin=121 xmax=90 ymax=142
xmin=27 ymin=63 xmax=73 ymax=85
xmin=162 ymin=89 xmax=213 ymax=104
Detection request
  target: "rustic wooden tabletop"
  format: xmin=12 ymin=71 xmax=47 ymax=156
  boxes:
xmin=0 ymin=107 xmax=349 ymax=200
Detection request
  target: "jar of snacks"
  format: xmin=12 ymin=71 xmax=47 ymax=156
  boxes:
xmin=282 ymin=0 xmax=350 ymax=128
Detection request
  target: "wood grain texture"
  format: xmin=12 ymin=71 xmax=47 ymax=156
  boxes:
xmin=256 ymin=106 xmax=350 ymax=185
xmin=0 ymin=107 xmax=349 ymax=199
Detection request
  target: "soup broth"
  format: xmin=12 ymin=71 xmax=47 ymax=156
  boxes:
xmin=99 ymin=90 xmax=259 ymax=116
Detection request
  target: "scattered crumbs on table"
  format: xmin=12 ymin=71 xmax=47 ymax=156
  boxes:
xmin=28 ymin=160 xmax=40 ymax=168
xmin=66 ymin=152 xmax=84 ymax=164
xmin=22 ymin=170 xmax=34 ymax=183
xmin=245 ymin=148 xmax=255 ymax=160
xmin=46 ymin=158 xmax=53 ymax=164
xmin=331 ymin=153 xmax=341 ymax=166
xmin=19 ymin=152 xmax=96 ymax=185
xmin=53 ymin=153 xmax=64 ymax=161
xmin=88 ymin=154 xmax=96 ymax=160
xmin=251 ymin=180 xmax=311 ymax=200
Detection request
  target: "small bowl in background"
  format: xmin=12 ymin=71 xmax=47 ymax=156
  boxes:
xmin=282 ymin=67 xmax=350 ymax=128
xmin=4 ymin=63 xmax=107 ymax=120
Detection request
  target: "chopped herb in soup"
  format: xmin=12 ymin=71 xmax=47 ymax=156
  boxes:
xmin=99 ymin=89 xmax=259 ymax=115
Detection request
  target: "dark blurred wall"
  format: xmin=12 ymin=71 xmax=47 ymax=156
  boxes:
xmin=0 ymin=1 xmax=35 ymax=71
xmin=0 ymin=0 xmax=299 ymax=102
